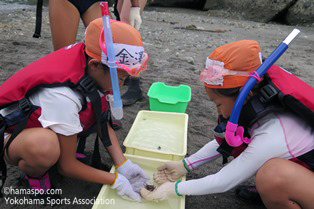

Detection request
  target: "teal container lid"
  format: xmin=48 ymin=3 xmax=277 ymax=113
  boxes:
xmin=147 ymin=82 xmax=192 ymax=104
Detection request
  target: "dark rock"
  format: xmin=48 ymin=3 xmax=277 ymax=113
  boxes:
xmin=203 ymin=0 xmax=225 ymax=10
xmin=223 ymin=0 xmax=296 ymax=23
xmin=149 ymin=0 xmax=314 ymax=26
xmin=286 ymin=0 xmax=314 ymax=25
xmin=150 ymin=0 xmax=206 ymax=9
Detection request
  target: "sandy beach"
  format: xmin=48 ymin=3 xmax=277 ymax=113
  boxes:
xmin=0 ymin=2 xmax=314 ymax=209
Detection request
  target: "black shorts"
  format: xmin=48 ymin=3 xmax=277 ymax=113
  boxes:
xmin=114 ymin=0 xmax=120 ymax=20
xmin=68 ymin=0 xmax=106 ymax=16
xmin=297 ymin=149 xmax=314 ymax=171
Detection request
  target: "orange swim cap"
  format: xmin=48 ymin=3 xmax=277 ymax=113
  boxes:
xmin=85 ymin=18 xmax=143 ymax=61
xmin=204 ymin=40 xmax=262 ymax=89
xmin=85 ymin=18 xmax=148 ymax=76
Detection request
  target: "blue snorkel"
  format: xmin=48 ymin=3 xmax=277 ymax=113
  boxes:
xmin=100 ymin=2 xmax=123 ymax=120
xmin=225 ymin=29 xmax=301 ymax=147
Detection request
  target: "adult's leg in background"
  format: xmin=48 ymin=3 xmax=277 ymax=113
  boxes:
xmin=117 ymin=0 xmax=147 ymax=24
xmin=81 ymin=1 xmax=102 ymax=28
xmin=49 ymin=0 xmax=80 ymax=51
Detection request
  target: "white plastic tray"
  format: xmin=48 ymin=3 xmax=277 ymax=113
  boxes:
xmin=123 ymin=111 xmax=188 ymax=160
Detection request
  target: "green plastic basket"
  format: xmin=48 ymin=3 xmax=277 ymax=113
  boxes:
xmin=147 ymin=82 xmax=192 ymax=113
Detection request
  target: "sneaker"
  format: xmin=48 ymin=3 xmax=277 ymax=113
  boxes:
xmin=76 ymin=153 xmax=86 ymax=159
xmin=111 ymin=119 xmax=122 ymax=130
xmin=76 ymin=152 xmax=90 ymax=164
xmin=235 ymin=185 xmax=263 ymax=205
xmin=25 ymin=173 xmax=61 ymax=204
xmin=76 ymin=152 xmax=111 ymax=172
xmin=25 ymin=172 xmax=51 ymax=193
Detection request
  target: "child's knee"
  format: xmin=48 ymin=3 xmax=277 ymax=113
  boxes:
xmin=26 ymin=129 xmax=60 ymax=166
xmin=256 ymin=158 xmax=288 ymax=192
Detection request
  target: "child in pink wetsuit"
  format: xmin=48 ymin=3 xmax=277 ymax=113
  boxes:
xmin=141 ymin=40 xmax=314 ymax=209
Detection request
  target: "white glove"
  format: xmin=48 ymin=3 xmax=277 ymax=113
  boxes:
xmin=111 ymin=173 xmax=142 ymax=202
xmin=153 ymin=160 xmax=188 ymax=184
xmin=129 ymin=7 xmax=142 ymax=30
xmin=140 ymin=182 xmax=178 ymax=202
xmin=117 ymin=160 xmax=149 ymax=192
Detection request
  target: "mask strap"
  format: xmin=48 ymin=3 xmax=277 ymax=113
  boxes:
xmin=99 ymin=29 xmax=108 ymax=57
xmin=249 ymin=71 xmax=261 ymax=82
